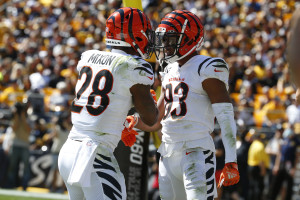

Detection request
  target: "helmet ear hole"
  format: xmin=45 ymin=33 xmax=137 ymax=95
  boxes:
xmin=184 ymin=36 xmax=189 ymax=43
xmin=135 ymin=37 xmax=143 ymax=42
xmin=187 ymin=40 xmax=193 ymax=46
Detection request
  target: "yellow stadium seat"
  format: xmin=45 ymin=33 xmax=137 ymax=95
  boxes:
xmin=230 ymin=93 xmax=240 ymax=104
xmin=235 ymin=79 xmax=243 ymax=92
xmin=253 ymin=110 xmax=265 ymax=127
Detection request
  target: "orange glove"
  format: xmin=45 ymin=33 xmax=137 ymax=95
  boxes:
xmin=218 ymin=162 xmax=240 ymax=188
xmin=150 ymin=89 xmax=157 ymax=104
xmin=124 ymin=115 xmax=138 ymax=130
xmin=121 ymin=127 xmax=138 ymax=147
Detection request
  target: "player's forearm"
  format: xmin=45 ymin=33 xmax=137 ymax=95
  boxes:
xmin=135 ymin=119 xmax=162 ymax=132
xmin=138 ymin=106 xmax=159 ymax=126
xmin=212 ymin=103 xmax=237 ymax=163
xmin=136 ymin=98 xmax=164 ymax=132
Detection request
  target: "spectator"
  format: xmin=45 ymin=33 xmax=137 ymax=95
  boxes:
xmin=47 ymin=112 xmax=70 ymax=193
xmin=236 ymin=99 xmax=256 ymax=127
xmin=0 ymin=124 xmax=9 ymax=188
xmin=265 ymin=125 xmax=284 ymax=184
xmin=236 ymin=129 xmax=251 ymax=200
xmin=48 ymin=81 xmax=70 ymax=115
xmin=29 ymin=64 xmax=48 ymax=91
xmin=30 ymin=118 xmax=50 ymax=150
xmin=267 ymin=130 xmax=300 ymax=200
xmin=265 ymin=125 xmax=284 ymax=170
xmin=26 ymin=88 xmax=46 ymax=119
xmin=247 ymin=131 xmax=270 ymax=200
xmin=6 ymin=102 xmax=31 ymax=190
xmin=261 ymin=96 xmax=287 ymax=129
xmin=286 ymin=94 xmax=300 ymax=125
xmin=0 ymin=79 xmax=25 ymax=107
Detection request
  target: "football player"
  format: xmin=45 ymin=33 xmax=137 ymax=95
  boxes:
xmin=287 ymin=7 xmax=300 ymax=104
xmin=124 ymin=10 xmax=239 ymax=199
xmin=58 ymin=7 xmax=158 ymax=200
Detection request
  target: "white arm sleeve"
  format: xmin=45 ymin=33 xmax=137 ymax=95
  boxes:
xmin=212 ymin=103 xmax=237 ymax=163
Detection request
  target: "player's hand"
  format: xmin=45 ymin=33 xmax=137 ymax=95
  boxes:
xmin=150 ymin=89 xmax=157 ymax=104
xmin=124 ymin=115 xmax=138 ymax=130
xmin=121 ymin=127 xmax=138 ymax=147
xmin=218 ymin=162 xmax=240 ymax=188
xmin=296 ymin=88 xmax=300 ymax=105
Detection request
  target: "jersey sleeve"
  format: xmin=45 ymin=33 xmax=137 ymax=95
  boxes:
xmin=199 ymin=57 xmax=229 ymax=90
xmin=127 ymin=57 xmax=154 ymax=87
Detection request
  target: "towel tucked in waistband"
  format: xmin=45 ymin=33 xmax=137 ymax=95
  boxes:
xmin=67 ymin=139 xmax=98 ymax=187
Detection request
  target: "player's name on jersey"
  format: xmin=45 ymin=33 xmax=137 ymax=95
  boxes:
xmin=87 ymin=53 xmax=117 ymax=66
xmin=169 ymin=77 xmax=185 ymax=82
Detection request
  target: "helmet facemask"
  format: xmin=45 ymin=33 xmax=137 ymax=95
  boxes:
xmin=138 ymin=28 xmax=155 ymax=59
xmin=154 ymin=10 xmax=205 ymax=65
xmin=155 ymin=20 xmax=189 ymax=64
xmin=155 ymin=31 xmax=188 ymax=64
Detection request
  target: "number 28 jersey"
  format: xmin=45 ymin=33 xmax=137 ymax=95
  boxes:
xmin=69 ymin=49 xmax=154 ymax=149
xmin=160 ymin=55 xmax=229 ymax=143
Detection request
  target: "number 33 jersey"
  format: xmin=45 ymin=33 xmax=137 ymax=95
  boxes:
xmin=160 ymin=55 xmax=229 ymax=143
xmin=69 ymin=49 xmax=154 ymax=149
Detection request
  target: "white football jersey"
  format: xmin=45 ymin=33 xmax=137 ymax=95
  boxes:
xmin=160 ymin=55 xmax=229 ymax=143
xmin=69 ymin=49 xmax=154 ymax=149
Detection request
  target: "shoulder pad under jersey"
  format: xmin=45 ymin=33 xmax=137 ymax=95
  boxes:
xmin=127 ymin=56 xmax=154 ymax=86
xmin=197 ymin=57 xmax=229 ymax=86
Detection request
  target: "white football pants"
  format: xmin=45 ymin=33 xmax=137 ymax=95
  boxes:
xmin=58 ymin=138 xmax=126 ymax=200
xmin=159 ymin=148 xmax=217 ymax=200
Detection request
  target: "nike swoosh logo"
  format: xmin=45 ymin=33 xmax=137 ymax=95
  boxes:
xmin=214 ymin=68 xmax=223 ymax=72
xmin=147 ymin=76 xmax=153 ymax=80
xmin=186 ymin=151 xmax=196 ymax=155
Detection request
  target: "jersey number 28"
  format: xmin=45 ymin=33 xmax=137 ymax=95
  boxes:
xmin=71 ymin=66 xmax=113 ymax=116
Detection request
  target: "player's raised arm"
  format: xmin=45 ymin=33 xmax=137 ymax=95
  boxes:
xmin=287 ymin=7 xmax=300 ymax=104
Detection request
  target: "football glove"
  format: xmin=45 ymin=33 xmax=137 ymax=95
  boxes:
xmin=218 ymin=162 xmax=240 ymax=188
xmin=124 ymin=115 xmax=138 ymax=130
xmin=150 ymin=89 xmax=157 ymax=104
xmin=121 ymin=127 xmax=138 ymax=147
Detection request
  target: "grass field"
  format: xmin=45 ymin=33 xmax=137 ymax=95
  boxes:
xmin=0 ymin=188 xmax=69 ymax=200
xmin=0 ymin=195 xmax=67 ymax=200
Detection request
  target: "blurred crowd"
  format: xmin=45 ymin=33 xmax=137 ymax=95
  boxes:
xmin=0 ymin=0 xmax=300 ymax=199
